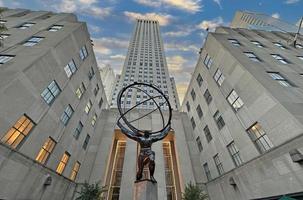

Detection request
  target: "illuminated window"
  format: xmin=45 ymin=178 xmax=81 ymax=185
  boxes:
xmin=213 ymin=68 xmax=225 ymax=86
xmin=64 ymin=59 xmax=77 ymax=78
xmin=70 ymin=161 xmax=81 ymax=181
xmin=84 ymin=100 xmax=92 ymax=114
xmin=204 ymin=89 xmax=212 ymax=105
xmin=227 ymin=141 xmax=242 ymax=167
xmin=203 ymin=163 xmax=211 ymax=181
xmin=23 ymin=36 xmax=44 ymax=46
xmin=41 ymin=80 xmax=61 ymax=105
xmin=75 ymin=82 xmax=86 ymax=99
xmin=247 ymin=122 xmax=273 ymax=153
xmin=227 ymin=90 xmax=244 ymax=111
xmin=18 ymin=22 xmax=35 ymax=29
xmin=0 ymin=55 xmax=14 ymax=64
xmin=213 ymin=154 xmax=224 ymax=175
xmin=91 ymin=113 xmax=97 ymax=127
xmin=83 ymin=134 xmax=90 ymax=150
xmin=56 ymin=152 xmax=70 ymax=174
xmin=35 ymin=137 xmax=56 ymax=164
xmin=48 ymin=25 xmax=63 ymax=32
xmin=79 ymin=45 xmax=88 ymax=60
xmin=73 ymin=121 xmax=83 ymax=140
xmin=1 ymin=115 xmax=34 ymax=149
xmin=60 ymin=105 xmax=74 ymax=125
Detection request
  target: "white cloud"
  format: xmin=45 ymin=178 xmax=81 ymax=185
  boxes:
xmin=271 ymin=13 xmax=280 ymax=19
xmin=88 ymin=24 xmax=101 ymax=34
xmin=92 ymin=37 xmax=129 ymax=55
xmin=166 ymin=55 xmax=187 ymax=72
xmin=213 ymin=0 xmax=222 ymax=9
xmin=124 ymin=11 xmax=173 ymax=26
xmin=110 ymin=54 xmax=126 ymax=61
xmin=54 ymin=0 xmax=111 ymax=19
xmin=134 ymin=0 xmax=202 ymax=13
xmin=165 ymin=43 xmax=199 ymax=52
xmin=164 ymin=28 xmax=194 ymax=37
xmin=196 ymin=16 xmax=224 ymax=32
xmin=284 ymin=0 xmax=300 ymax=4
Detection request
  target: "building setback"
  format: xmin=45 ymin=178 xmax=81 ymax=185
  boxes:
xmin=110 ymin=19 xmax=180 ymax=110
xmin=99 ymin=64 xmax=116 ymax=102
xmin=181 ymin=26 xmax=303 ymax=199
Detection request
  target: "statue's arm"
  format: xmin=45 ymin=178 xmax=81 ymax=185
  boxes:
xmin=117 ymin=121 xmax=140 ymax=142
xmin=151 ymin=124 xmax=171 ymax=142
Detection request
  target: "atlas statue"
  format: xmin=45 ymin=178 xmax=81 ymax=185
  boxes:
xmin=116 ymin=82 xmax=172 ymax=183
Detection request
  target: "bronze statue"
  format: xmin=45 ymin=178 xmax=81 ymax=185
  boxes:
xmin=116 ymin=82 xmax=172 ymax=184
xmin=117 ymin=121 xmax=171 ymax=183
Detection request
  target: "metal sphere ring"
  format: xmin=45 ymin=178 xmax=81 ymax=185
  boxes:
xmin=117 ymin=82 xmax=172 ymax=135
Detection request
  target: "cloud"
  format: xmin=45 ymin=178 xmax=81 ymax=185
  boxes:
xmin=88 ymin=24 xmax=101 ymax=34
xmin=271 ymin=13 xmax=280 ymax=19
xmin=92 ymin=37 xmax=129 ymax=55
xmin=166 ymin=55 xmax=187 ymax=73
xmin=124 ymin=11 xmax=173 ymax=26
xmin=196 ymin=16 xmax=224 ymax=32
xmin=110 ymin=54 xmax=126 ymax=61
xmin=165 ymin=43 xmax=199 ymax=52
xmin=53 ymin=0 xmax=111 ymax=19
xmin=134 ymin=0 xmax=202 ymax=13
xmin=284 ymin=0 xmax=300 ymax=4
xmin=164 ymin=28 xmax=194 ymax=37
xmin=213 ymin=0 xmax=222 ymax=9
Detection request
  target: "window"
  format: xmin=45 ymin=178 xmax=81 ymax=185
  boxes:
xmin=186 ymin=101 xmax=190 ymax=112
xmin=35 ymin=137 xmax=56 ymax=164
xmin=213 ymin=154 xmax=224 ymax=175
xmin=227 ymin=90 xmax=244 ymax=111
xmin=227 ymin=141 xmax=242 ymax=167
xmin=190 ymin=117 xmax=196 ymax=129
xmin=74 ymin=121 xmax=83 ymax=140
xmin=267 ymin=72 xmax=292 ymax=87
xmin=247 ymin=122 xmax=273 ymax=153
xmin=84 ymin=100 xmax=92 ymax=114
xmin=0 ymin=55 xmax=14 ymax=64
xmin=91 ymin=113 xmax=97 ymax=127
xmin=64 ymin=59 xmax=77 ymax=78
xmin=203 ymin=163 xmax=211 ymax=181
xmin=41 ymin=80 xmax=61 ymax=105
xmin=1 ymin=115 xmax=35 ymax=149
xmin=196 ymin=74 xmax=203 ymax=87
xmin=204 ymin=125 xmax=212 ymax=143
xmin=98 ymin=98 xmax=103 ymax=108
xmin=296 ymin=44 xmax=303 ymax=49
xmin=0 ymin=34 xmax=10 ymax=39
xmin=298 ymin=56 xmax=303 ymax=61
xmin=196 ymin=105 xmax=203 ymax=119
xmin=88 ymin=66 xmax=95 ymax=80
xmin=48 ymin=25 xmax=63 ymax=32
xmin=228 ymin=39 xmax=241 ymax=46
xmin=244 ymin=52 xmax=260 ymax=62
xmin=213 ymin=68 xmax=225 ymax=86
xmin=251 ymin=41 xmax=264 ymax=48
xmin=94 ymin=84 xmax=99 ymax=96
xmin=204 ymin=54 xmax=213 ymax=69
xmin=79 ymin=45 xmax=88 ymax=60
xmin=273 ymin=42 xmax=286 ymax=49
xmin=0 ymin=20 xmax=6 ymax=24
xmin=60 ymin=105 xmax=74 ymax=125
xmin=83 ymin=134 xmax=90 ymax=150
xmin=23 ymin=36 xmax=44 ymax=46
xmin=271 ymin=54 xmax=289 ymax=64
xmin=191 ymin=89 xmax=196 ymax=101
xmin=203 ymin=89 xmax=212 ymax=105
xmin=213 ymin=111 xmax=225 ymax=130
xmin=56 ymin=152 xmax=70 ymax=174
xmin=76 ymin=82 xmax=86 ymax=99
xmin=196 ymin=136 xmax=203 ymax=152
xmin=70 ymin=161 xmax=81 ymax=181
xmin=18 ymin=22 xmax=35 ymax=29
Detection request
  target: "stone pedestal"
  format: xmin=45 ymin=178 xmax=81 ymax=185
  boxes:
xmin=134 ymin=180 xmax=158 ymax=200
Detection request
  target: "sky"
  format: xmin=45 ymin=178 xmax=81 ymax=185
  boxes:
xmin=1 ymin=0 xmax=303 ymax=102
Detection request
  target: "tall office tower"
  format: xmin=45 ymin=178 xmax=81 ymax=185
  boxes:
xmin=231 ymin=10 xmax=303 ymax=34
xmin=110 ymin=19 xmax=180 ymax=110
xmin=99 ymin=64 xmax=116 ymax=102
xmin=182 ymin=26 xmax=303 ymax=199
xmin=0 ymin=8 xmax=107 ymax=199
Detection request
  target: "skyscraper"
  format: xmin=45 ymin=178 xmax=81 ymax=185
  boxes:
xmin=182 ymin=25 xmax=303 ymax=199
xmin=110 ymin=19 xmax=180 ymax=110
xmin=99 ymin=64 xmax=116 ymax=102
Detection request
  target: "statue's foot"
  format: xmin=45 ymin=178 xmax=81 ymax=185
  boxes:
xmin=150 ymin=176 xmax=157 ymax=183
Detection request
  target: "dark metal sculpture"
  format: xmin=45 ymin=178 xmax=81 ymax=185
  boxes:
xmin=117 ymin=82 xmax=172 ymax=183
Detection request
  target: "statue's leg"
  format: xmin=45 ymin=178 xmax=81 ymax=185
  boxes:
xmin=136 ymin=154 xmax=144 ymax=181
xmin=149 ymin=151 xmax=157 ymax=183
